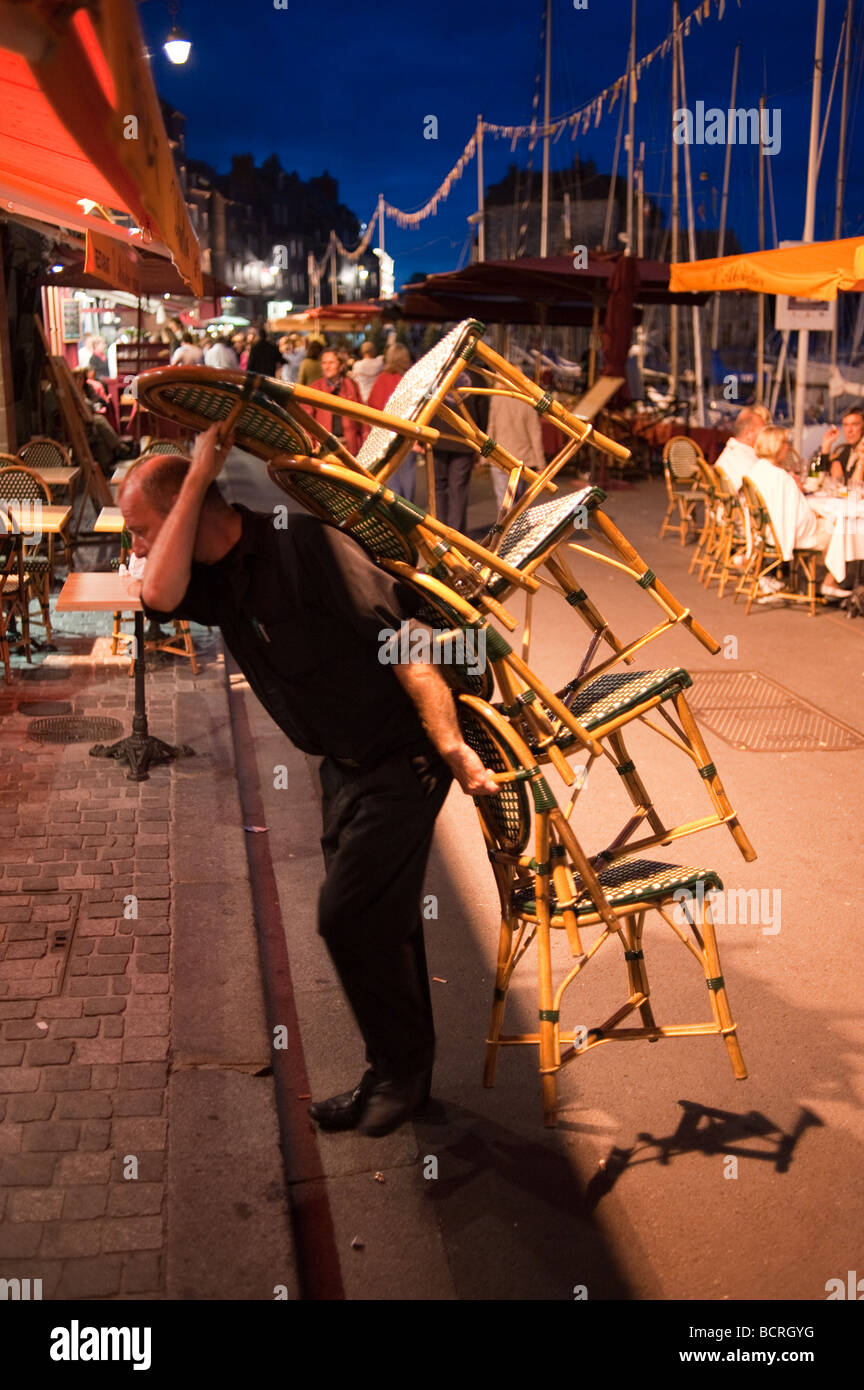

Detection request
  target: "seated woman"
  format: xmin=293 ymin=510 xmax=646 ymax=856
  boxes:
xmin=748 ymin=426 xmax=848 ymax=601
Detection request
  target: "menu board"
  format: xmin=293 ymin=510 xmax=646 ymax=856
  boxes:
xmin=61 ymin=298 xmax=82 ymax=344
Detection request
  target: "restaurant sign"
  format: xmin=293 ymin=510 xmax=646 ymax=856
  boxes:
xmin=84 ymin=230 xmax=142 ymax=297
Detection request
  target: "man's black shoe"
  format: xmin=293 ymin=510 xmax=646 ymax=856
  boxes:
xmin=358 ymin=1072 xmax=432 ymax=1138
xmin=308 ymin=1069 xmax=376 ymax=1131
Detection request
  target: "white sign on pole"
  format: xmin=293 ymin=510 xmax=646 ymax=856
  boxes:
xmin=775 ymin=239 xmax=836 ymax=331
xmin=775 ymin=295 xmax=836 ymax=331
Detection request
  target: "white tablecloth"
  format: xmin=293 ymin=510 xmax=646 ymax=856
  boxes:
xmin=807 ymin=494 xmax=864 ymax=582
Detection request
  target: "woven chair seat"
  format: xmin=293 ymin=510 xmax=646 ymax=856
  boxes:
xmin=553 ymin=666 xmax=691 ymax=735
xmin=355 ymin=320 xmax=482 ymax=474
xmin=21 ymin=556 xmax=51 ymax=574
xmin=136 ymin=369 xmax=313 ymax=460
xmin=486 ymin=487 xmax=604 ymax=598
xmin=269 ymin=467 xmax=419 ymax=564
xmin=513 ymin=857 xmax=723 ymax=918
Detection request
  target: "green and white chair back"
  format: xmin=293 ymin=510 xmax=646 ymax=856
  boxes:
xmin=355 ymin=320 xmax=484 ymax=476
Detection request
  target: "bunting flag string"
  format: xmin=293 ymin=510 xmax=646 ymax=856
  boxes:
xmin=373 ymin=0 xmax=734 ymax=229
xmin=333 ymin=209 xmax=379 ymax=261
xmin=383 ymin=135 xmax=477 ymax=227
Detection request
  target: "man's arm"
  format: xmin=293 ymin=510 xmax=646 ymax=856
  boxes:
xmin=392 ymin=636 xmax=498 ymax=797
xmin=139 ymin=424 xmax=231 ymax=613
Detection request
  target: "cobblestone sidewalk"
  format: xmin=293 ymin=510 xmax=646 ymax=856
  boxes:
xmin=0 ymin=612 xmax=220 ymax=1300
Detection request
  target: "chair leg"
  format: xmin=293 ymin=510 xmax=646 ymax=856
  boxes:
xmin=606 ymin=728 xmax=667 ymax=839
xmin=484 ymin=909 xmax=515 ymax=1089
xmin=177 ymin=621 xmax=199 ymax=676
xmin=623 ymin=913 xmax=659 ymax=1037
xmin=700 ymin=901 xmax=747 ymax=1080
xmin=673 ymin=692 xmax=757 ymax=862
xmin=533 ymin=824 xmax=560 ymax=1127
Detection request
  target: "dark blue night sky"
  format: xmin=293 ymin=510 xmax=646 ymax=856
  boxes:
xmin=140 ymin=0 xmax=864 ymax=287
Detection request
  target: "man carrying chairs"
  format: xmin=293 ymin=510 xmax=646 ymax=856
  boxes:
xmin=127 ymin=328 xmax=755 ymax=1128
xmin=118 ymin=427 xmax=499 ymax=1138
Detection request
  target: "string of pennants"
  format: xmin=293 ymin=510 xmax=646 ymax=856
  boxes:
xmin=344 ymin=0 xmax=740 ymax=237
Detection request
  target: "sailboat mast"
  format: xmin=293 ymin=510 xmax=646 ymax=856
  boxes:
xmin=711 ymin=43 xmax=740 ymax=352
xmin=756 ymin=94 xmax=766 ymax=404
xmin=831 ymin=0 xmax=853 ymax=406
xmin=793 ymin=0 xmax=826 ymax=454
xmin=677 ymin=13 xmax=705 ymax=425
xmin=626 ymin=0 xmax=637 ymax=255
xmin=540 ymin=0 xmax=551 ymax=257
xmin=670 ymin=0 xmax=680 ymax=396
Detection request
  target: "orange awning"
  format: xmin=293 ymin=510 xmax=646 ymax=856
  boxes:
xmin=669 ymin=236 xmax=864 ymax=300
xmin=0 ymin=0 xmax=202 ymax=296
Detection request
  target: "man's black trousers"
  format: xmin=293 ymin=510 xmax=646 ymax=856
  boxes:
xmin=317 ymin=744 xmax=453 ymax=1082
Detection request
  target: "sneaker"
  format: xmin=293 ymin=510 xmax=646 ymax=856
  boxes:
xmin=757 ymin=574 xmax=784 ymax=594
xmin=820 ymin=579 xmax=853 ymax=601
xmin=756 ymin=592 xmax=787 ymax=606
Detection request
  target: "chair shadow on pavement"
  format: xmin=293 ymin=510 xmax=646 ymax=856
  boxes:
xmin=419 ymin=827 xmax=861 ymax=1299
xmin=581 ymin=1101 xmax=824 ymax=1213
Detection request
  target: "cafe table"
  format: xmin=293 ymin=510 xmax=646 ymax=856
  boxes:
xmin=54 ymin=572 xmax=194 ymax=781
xmin=94 ymin=506 xmax=125 ymax=534
xmin=1 ymin=502 xmax=73 ymax=649
xmin=806 ymin=489 xmax=864 ymax=584
xmin=31 ymin=465 xmax=81 ymax=510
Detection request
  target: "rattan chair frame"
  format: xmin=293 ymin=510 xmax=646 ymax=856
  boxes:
xmin=0 ymin=523 xmax=32 ymax=677
xmin=734 ymin=476 xmax=824 ymax=617
xmin=458 ymin=695 xmax=747 ymax=1126
xmin=0 ymin=463 xmax=55 ymax=640
xmin=659 ymin=437 xmax=707 ymax=545
xmin=698 ymin=464 xmax=748 ymax=596
xmin=387 ymin=564 xmax=755 ymax=864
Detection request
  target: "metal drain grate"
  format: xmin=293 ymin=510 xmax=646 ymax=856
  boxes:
xmin=687 ymin=670 xmax=864 ymax=752
xmin=27 ymin=715 xmax=124 ymax=744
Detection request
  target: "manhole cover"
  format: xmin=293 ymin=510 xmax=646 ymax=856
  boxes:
xmin=687 ymin=670 xmax=864 ymax=752
xmin=27 ymin=716 xmax=124 ymax=744
xmin=18 ymin=701 xmax=73 ymax=717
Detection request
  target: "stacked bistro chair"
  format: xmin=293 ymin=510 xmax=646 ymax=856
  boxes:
xmin=456 ymin=694 xmax=746 ymax=1126
xmin=687 ymin=455 xmax=722 ymax=578
xmin=366 ymin=568 xmax=750 ymax=1125
xmin=698 ymin=461 xmax=749 ymax=597
xmin=659 ymin=436 xmax=708 ymax=545
xmin=135 ymin=325 xmax=755 ymax=1125
xmin=0 ymin=462 xmax=55 ymax=642
xmin=734 ymin=475 xmax=823 ymax=617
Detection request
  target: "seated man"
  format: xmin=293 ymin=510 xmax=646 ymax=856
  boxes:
xmin=812 ymin=408 xmax=864 ymax=481
xmin=714 ymin=404 xmax=772 ymax=492
xmin=748 ymin=426 xmax=847 ymax=601
xmin=119 ymin=427 xmax=497 ymax=1137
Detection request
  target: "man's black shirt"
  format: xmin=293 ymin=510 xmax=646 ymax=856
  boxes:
xmin=142 ymin=507 xmax=431 ymax=765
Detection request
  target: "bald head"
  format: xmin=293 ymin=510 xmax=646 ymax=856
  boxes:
xmin=734 ymin=406 xmax=771 ymax=445
xmin=119 ymin=454 xmax=238 ymax=562
xmin=120 ymin=455 xmax=229 ymax=516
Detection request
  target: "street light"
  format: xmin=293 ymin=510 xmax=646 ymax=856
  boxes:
xmin=140 ymin=2 xmax=192 ymax=65
xmin=163 ymin=25 xmax=191 ymax=64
